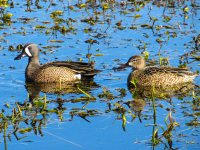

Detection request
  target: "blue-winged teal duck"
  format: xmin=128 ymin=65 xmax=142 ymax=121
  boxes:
xmin=117 ymin=55 xmax=198 ymax=87
xmin=14 ymin=43 xmax=100 ymax=83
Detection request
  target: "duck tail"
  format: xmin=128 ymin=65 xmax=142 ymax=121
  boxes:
xmin=82 ymin=69 xmax=101 ymax=78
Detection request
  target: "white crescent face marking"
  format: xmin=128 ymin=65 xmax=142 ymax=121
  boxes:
xmin=25 ymin=45 xmax=32 ymax=57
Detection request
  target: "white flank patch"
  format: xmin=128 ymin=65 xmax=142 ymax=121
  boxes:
xmin=74 ymin=74 xmax=81 ymax=80
xmin=25 ymin=46 xmax=32 ymax=57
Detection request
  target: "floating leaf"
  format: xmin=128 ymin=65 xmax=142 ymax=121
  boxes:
xmin=4 ymin=103 xmax=10 ymax=108
xmin=85 ymin=39 xmax=98 ymax=44
xmin=141 ymin=24 xmax=151 ymax=28
xmin=116 ymin=21 xmax=122 ymax=26
xmin=81 ymin=17 xmax=96 ymax=25
xmin=33 ymin=101 xmax=44 ymax=107
xmin=121 ymin=10 xmax=129 ymax=15
xmin=155 ymin=25 xmax=162 ymax=30
xmin=191 ymin=54 xmax=200 ymax=61
xmin=35 ymin=25 xmax=46 ymax=29
xmin=2 ymin=13 xmax=13 ymax=21
xmin=152 ymin=17 xmax=158 ymax=21
xmin=50 ymin=40 xmax=64 ymax=43
xmin=68 ymin=5 xmax=74 ymax=10
xmin=143 ymin=51 xmax=149 ymax=59
xmin=159 ymin=57 xmax=169 ymax=65
xmin=116 ymin=88 xmax=126 ymax=98
xmin=61 ymin=26 xmax=70 ymax=33
xmin=136 ymin=7 xmax=140 ymax=12
xmin=0 ymin=0 xmax=9 ymax=7
xmin=50 ymin=10 xmax=63 ymax=18
xmin=133 ymin=14 xmax=141 ymax=18
xmin=77 ymin=3 xmax=87 ymax=9
xmin=129 ymin=26 xmax=137 ymax=30
xmin=156 ymin=38 xmax=164 ymax=44
xmin=184 ymin=15 xmax=189 ymax=19
xmin=143 ymin=33 xmax=149 ymax=38
xmin=98 ymin=88 xmax=115 ymax=100
xmin=16 ymin=44 xmax=23 ymax=50
xmin=94 ymin=53 xmax=104 ymax=56
xmin=172 ymin=32 xmax=177 ymax=38
xmin=47 ymin=109 xmax=57 ymax=113
xmin=8 ymin=45 xmax=15 ymax=51
xmin=183 ymin=6 xmax=189 ymax=13
xmin=163 ymin=16 xmax=171 ymax=22
xmin=102 ymin=3 xmax=109 ymax=9
xmin=163 ymin=25 xmax=174 ymax=29
xmin=19 ymin=127 xmax=32 ymax=134
xmin=42 ymin=21 xmax=51 ymax=24
xmin=117 ymin=26 xmax=126 ymax=30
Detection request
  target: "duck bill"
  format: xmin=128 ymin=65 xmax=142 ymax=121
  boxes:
xmin=114 ymin=63 xmax=129 ymax=71
xmin=14 ymin=52 xmax=26 ymax=60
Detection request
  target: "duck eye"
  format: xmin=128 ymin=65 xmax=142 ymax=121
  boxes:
xmin=131 ymin=58 xmax=138 ymax=62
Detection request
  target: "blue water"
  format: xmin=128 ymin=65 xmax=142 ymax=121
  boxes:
xmin=0 ymin=1 xmax=200 ymax=149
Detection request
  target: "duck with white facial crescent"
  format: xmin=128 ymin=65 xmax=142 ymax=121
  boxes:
xmin=14 ymin=43 xmax=100 ymax=83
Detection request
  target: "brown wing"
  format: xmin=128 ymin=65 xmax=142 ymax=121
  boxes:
xmin=40 ymin=61 xmax=100 ymax=77
xmin=143 ymin=66 xmax=197 ymax=77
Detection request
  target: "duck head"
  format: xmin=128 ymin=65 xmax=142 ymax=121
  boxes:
xmin=116 ymin=55 xmax=146 ymax=70
xmin=14 ymin=43 xmax=39 ymax=60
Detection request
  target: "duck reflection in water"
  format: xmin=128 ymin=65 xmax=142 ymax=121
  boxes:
xmin=25 ymin=80 xmax=99 ymax=102
xmin=24 ymin=80 xmax=100 ymax=123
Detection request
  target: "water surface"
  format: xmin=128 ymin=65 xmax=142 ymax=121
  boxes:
xmin=0 ymin=0 xmax=200 ymax=149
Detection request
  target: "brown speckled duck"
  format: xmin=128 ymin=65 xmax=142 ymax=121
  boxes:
xmin=117 ymin=55 xmax=198 ymax=87
xmin=14 ymin=43 xmax=100 ymax=83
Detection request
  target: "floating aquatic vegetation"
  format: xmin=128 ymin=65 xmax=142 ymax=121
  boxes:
xmin=94 ymin=53 xmax=104 ymax=56
xmin=163 ymin=16 xmax=171 ymax=23
xmin=129 ymin=25 xmax=137 ymax=30
xmin=81 ymin=17 xmax=97 ymax=25
xmin=50 ymin=10 xmax=63 ymax=18
xmin=0 ymin=12 xmax=12 ymax=25
xmin=133 ymin=14 xmax=141 ymax=19
xmin=98 ymin=87 xmax=115 ymax=100
xmin=35 ymin=25 xmax=47 ymax=29
xmin=85 ymin=38 xmax=99 ymax=45
xmin=0 ymin=0 xmax=200 ymax=149
xmin=49 ymin=40 xmax=64 ymax=43
xmin=0 ymin=0 xmax=9 ymax=7
xmin=76 ymin=3 xmax=87 ymax=9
